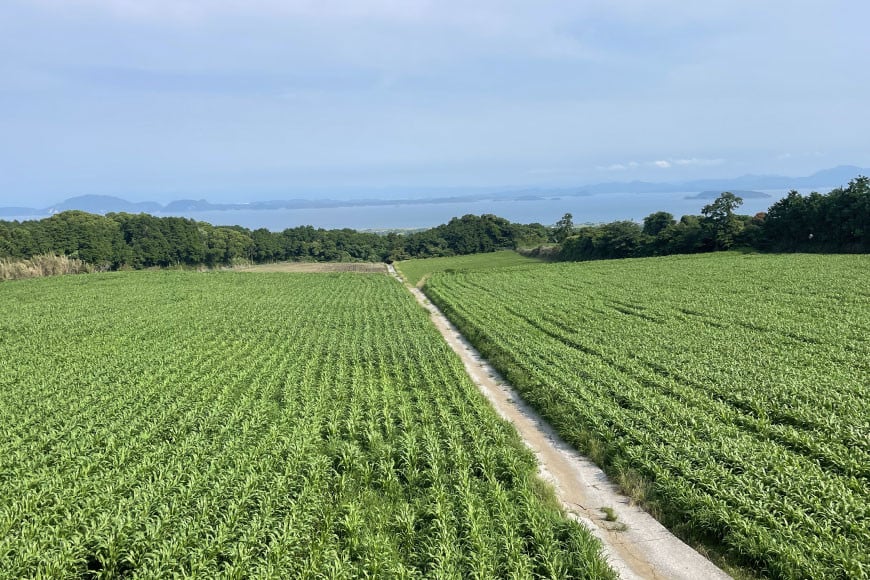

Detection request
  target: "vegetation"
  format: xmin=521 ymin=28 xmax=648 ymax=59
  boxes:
xmin=559 ymin=177 xmax=869 ymax=261
xmin=0 ymin=271 xmax=615 ymax=578
xmin=0 ymin=177 xmax=866 ymax=278
xmin=0 ymin=212 xmax=548 ymax=274
xmin=424 ymin=253 xmax=870 ymax=579
xmin=553 ymin=213 xmax=575 ymax=243
xmin=397 ymin=250 xmax=542 ymax=286
xmin=764 ymin=178 xmax=870 ymax=251
xmin=0 ymin=254 xmax=95 ymax=281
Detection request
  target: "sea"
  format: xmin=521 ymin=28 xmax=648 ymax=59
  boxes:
xmin=5 ymin=190 xmax=797 ymax=232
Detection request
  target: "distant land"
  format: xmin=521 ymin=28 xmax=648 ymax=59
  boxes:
xmin=0 ymin=189 xmax=592 ymax=218
xmin=1 ymin=165 xmax=866 ymax=219
xmin=684 ymin=190 xmax=771 ymax=200
xmin=583 ymin=164 xmax=868 ymax=195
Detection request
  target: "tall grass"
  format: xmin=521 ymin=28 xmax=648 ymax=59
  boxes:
xmin=0 ymin=255 xmax=95 ymax=281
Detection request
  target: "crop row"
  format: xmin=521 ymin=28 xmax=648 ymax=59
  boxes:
xmin=0 ymin=271 xmax=615 ymax=579
xmin=423 ymin=253 xmax=869 ymax=579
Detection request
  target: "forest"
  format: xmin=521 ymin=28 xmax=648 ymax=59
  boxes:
xmin=0 ymin=213 xmax=547 ymax=269
xmin=0 ymin=177 xmax=866 ymax=271
xmin=558 ymin=177 xmax=869 ymax=261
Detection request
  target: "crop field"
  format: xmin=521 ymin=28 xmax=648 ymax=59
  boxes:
xmin=0 ymin=271 xmax=614 ymax=578
xmin=397 ymin=250 xmax=541 ymax=286
xmin=424 ymin=253 xmax=870 ymax=579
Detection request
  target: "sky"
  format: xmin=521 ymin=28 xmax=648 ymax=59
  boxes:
xmin=1 ymin=0 xmax=869 ymax=205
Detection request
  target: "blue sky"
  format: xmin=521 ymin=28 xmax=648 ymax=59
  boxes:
xmin=1 ymin=0 xmax=868 ymax=205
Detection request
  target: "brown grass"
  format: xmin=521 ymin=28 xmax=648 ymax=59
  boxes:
xmin=0 ymin=255 xmax=95 ymax=281
xmin=235 ymin=262 xmax=388 ymax=274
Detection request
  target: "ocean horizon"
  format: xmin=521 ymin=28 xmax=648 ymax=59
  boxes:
xmin=3 ymin=189 xmax=811 ymax=232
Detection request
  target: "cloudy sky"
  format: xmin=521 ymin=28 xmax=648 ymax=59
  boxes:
xmin=1 ymin=0 xmax=868 ymax=204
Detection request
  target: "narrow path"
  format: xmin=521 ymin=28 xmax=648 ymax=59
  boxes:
xmin=387 ymin=265 xmax=730 ymax=580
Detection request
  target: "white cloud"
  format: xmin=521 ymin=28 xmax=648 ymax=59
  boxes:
xmin=672 ymin=157 xmax=725 ymax=166
xmin=600 ymin=157 xmax=724 ymax=172
xmin=597 ymin=160 xmax=644 ymax=171
xmin=649 ymin=158 xmax=726 ymax=169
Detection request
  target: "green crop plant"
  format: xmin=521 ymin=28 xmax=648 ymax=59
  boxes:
xmin=424 ymin=252 xmax=870 ymax=579
xmin=0 ymin=271 xmax=615 ymax=579
xmin=396 ymin=250 xmax=541 ymax=286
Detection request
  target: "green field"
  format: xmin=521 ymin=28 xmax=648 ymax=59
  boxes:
xmin=0 ymin=271 xmax=614 ymax=578
xmin=397 ymin=250 xmax=541 ymax=285
xmin=424 ymin=253 xmax=870 ymax=579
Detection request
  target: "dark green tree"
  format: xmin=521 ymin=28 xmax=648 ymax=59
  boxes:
xmin=763 ymin=177 xmax=869 ymax=251
xmin=0 ymin=222 xmax=14 ymax=257
xmin=642 ymin=211 xmax=676 ymax=237
xmin=558 ymin=221 xmax=645 ymax=261
xmin=114 ymin=213 xmax=172 ymax=268
xmin=40 ymin=211 xmax=125 ymax=267
xmin=701 ymin=192 xmax=744 ymax=249
xmin=251 ymin=228 xmax=281 ymax=262
xmin=553 ymin=213 xmax=574 ymax=243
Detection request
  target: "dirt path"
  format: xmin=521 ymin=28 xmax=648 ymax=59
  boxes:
xmin=387 ymin=265 xmax=730 ymax=580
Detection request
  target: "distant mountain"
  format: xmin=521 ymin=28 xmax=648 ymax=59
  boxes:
xmin=685 ymin=190 xmax=771 ymax=200
xmin=46 ymin=195 xmax=163 ymax=214
xmin=3 ymin=165 xmax=866 ymax=220
xmin=163 ymin=199 xmax=229 ymax=212
xmin=588 ymin=165 xmax=869 ymax=194
xmin=792 ymin=165 xmax=868 ymax=187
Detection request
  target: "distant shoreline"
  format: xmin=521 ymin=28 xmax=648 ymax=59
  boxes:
xmin=684 ymin=189 xmax=771 ymax=200
xmin=0 ymin=191 xmax=783 ymax=232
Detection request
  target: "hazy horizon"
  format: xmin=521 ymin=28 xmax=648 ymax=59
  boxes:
xmin=2 ymin=1 xmax=868 ymax=207
xmin=2 ymin=164 xmax=867 ymax=208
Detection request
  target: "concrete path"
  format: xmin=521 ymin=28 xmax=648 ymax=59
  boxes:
xmin=388 ymin=265 xmax=730 ymax=580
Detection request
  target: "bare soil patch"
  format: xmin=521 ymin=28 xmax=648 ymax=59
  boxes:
xmin=237 ymin=262 xmax=387 ymax=274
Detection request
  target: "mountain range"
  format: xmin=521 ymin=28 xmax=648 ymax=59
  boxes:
xmin=1 ymin=165 xmax=866 ymax=218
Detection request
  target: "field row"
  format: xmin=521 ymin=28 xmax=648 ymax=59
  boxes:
xmin=423 ymin=253 xmax=870 ymax=579
xmin=0 ymin=272 xmax=614 ymax=578
xmin=396 ymin=250 xmax=541 ymax=286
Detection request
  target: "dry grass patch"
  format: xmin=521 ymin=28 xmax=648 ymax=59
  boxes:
xmin=0 ymin=255 xmax=95 ymax=281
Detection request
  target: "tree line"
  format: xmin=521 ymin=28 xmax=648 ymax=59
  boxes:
xmin=0 ymin=212 xmax=549 ymax=269
xmin=0 ymin=177 xmax=865 ymax=270
xmin=558 ymin=177 xmax=869 ymax=261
